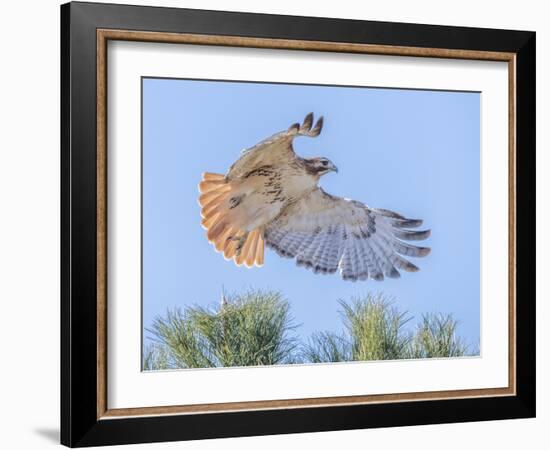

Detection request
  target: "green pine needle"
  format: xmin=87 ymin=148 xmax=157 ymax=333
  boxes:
xmin=145 ymin=289 xmax=298 ymax=369
xmin=144 ymin=290 xmax=475 ymax=370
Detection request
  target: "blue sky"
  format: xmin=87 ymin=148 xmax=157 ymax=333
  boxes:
xmin=142 ymin=77 xmax=480 ymax=352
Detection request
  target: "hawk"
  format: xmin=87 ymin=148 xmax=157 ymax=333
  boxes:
xmin=199 ymin=113 xmax=430 ymax=282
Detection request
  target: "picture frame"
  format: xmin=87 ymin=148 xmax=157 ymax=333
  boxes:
xmin=60 ymin=1 xmax=535 ymax=447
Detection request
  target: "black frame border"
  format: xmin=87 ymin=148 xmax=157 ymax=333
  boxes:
xmin=61 ymin=2 xmax=535 ymax=447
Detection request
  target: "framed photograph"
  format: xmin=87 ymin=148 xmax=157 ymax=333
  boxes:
xmin=61 ymin=1 xmax=535 ymax=447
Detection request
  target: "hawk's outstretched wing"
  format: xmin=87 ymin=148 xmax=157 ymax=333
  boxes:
xmin=264 ymin=188 xmax=431 ymax=281
xmin=227 ymin=113 xmax=323 ymax=180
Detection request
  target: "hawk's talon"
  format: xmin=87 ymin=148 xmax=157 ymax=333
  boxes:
xmin=235 ymin=235 xmax=248 ymax=256
xmin=226 ymin=234 xmax=248 ymax=257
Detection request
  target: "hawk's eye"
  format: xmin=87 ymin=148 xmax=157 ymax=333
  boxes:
xmin=321 ymin=160 xmax=328 ymax=166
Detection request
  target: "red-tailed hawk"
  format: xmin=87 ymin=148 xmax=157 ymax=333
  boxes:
xmin=199 ymin=113 xmax=430 ymax=281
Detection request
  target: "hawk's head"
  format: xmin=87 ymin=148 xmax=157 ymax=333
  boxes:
xmin=303 ymin=157 xmax=338 ymax=177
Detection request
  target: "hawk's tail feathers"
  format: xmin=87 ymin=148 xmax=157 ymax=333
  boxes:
xmin=234 ymin=229 xmax=265 ymax=268
xmin=198 ymin=172 xmax=264 ymax=268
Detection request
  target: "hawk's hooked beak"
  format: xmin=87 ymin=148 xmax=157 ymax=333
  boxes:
xmin=328 ymin=161 xmax=338 ymax=173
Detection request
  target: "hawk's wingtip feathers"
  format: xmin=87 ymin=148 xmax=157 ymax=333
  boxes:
xmin=312 ymin=116 xmax=323 ymax=136
xmin=302 ymin=112 xmax=314 ymax=130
